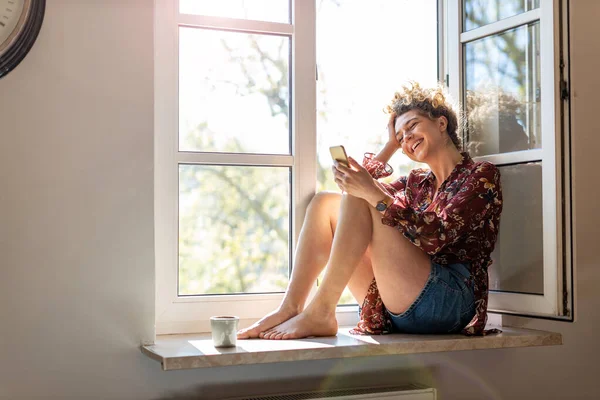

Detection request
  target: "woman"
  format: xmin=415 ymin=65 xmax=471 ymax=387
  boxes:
xmin=237 ymin=82 xmax=503 ymax=340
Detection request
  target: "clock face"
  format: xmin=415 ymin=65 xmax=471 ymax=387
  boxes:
xmin=0 ymin=0 xmax=27 ymax=56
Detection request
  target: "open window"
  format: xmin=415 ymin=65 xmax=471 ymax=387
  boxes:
xmin=444 ymin=0 xmax=572 ymax=319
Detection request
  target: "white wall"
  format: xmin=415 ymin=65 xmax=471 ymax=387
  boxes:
xmin=1 ymin=0 xmax=598 ymax=399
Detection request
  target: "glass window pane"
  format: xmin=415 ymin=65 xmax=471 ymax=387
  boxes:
xmin=463 ymin=0 xmax=539 ymax=31
xmin=316 ymin=0 xmax=438 ymax=304
xmin=489 ymin=163 xmax=543 ymax=295
xmin=179 ymin=165 xmax=290 ymax=295
xmin=464 ymin=22 xmax=540 ymax=157
xmin=180 ymin=0 xmax=290 ymax=24
xmin=179 ymin=27 xmax=290 ymax=154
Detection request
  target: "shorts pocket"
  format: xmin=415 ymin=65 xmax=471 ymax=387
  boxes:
xmin=449 ymin=292 xmax=476 ymax=333
xmin=450 ymin=306 xmax=476 ymax=333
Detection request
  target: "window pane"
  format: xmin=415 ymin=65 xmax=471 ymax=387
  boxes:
xmin=179 ymin=165 xmax=290 ymax=295
xmin=463 ymin=0 xmax=539 ymax=31
xmin=179 ymin=27 xmax=290 ymax=154
xmin=489 ymin=163 xmax=543 ymax=295
xmin=464 ymin=22 xmax=540 ymax=157
xmin=316 ymin=0 xmax=438 ymax=304
xmin=180 ymin=0 xmax=290 ymax=24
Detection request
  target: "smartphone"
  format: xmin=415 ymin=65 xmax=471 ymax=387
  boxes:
xmin=329 ymin=145 xmax=349 ymax=167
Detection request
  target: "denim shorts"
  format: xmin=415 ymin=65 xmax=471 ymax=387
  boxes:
xmin=386 ymin=261 xmax=476 ymax=334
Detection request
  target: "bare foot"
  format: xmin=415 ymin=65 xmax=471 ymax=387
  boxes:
xmin=237 ymin=305 xmax=300 ymax=339
xmin=261 ymin=307 xmax=338 ymax=340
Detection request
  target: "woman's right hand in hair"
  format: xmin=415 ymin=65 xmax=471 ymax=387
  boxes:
xmin=387 ymin=112 xmax=402 ymax=151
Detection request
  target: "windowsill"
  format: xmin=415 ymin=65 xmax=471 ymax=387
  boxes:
xmin=141 ymin=325 xmax=562 ymax=371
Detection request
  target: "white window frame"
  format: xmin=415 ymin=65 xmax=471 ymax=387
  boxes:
xmin=444 ymin=0 xmax=572 ymax=319
xmin=154 ymin=0 xmax=318 ymax=334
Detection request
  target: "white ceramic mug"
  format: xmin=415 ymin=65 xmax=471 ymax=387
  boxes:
xmin=210 ymin=316 xmax=239 ymax=348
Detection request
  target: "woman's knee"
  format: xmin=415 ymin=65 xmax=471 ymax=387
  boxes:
xmin=308 ymin=191 xmax=341 ymax=211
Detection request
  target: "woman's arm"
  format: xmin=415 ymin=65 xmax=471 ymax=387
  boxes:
xmin=374 ymin=112 xmax=402 ymax=165
xmin=362 ymin=113 xmax=402 ymax=178
xmin=373 ymin=141 xmax=400 ymax=166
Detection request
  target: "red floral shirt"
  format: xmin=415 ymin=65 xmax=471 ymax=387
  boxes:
xmin=351 ymin=152 xmax=503 ymax=336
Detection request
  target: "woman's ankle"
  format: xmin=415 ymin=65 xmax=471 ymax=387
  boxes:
xmin=303 ymin=299 xmax=338 ymax=319
xmin=279 ymin=299 xmax=304 ymax=315
xmin=307 ymin=291 xmax=341 ymax=314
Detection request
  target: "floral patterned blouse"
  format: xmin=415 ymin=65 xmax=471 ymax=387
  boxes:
xmin=351 ymin=152 xmax=503 ymax=336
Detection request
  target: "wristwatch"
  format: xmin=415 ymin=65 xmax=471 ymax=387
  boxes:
xmin=375 ymin=197 xmax=391 ymax=212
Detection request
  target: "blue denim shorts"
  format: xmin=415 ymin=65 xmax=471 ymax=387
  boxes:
xmin=386 ymin=261 xmax=476 ymax=334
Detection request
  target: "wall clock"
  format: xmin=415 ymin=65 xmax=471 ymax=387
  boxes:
xmin=0 ymin=0 xmax=45 ymax=79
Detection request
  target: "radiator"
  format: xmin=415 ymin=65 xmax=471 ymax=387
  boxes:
xmin=238 ymin=384 xmax=437 ymax=400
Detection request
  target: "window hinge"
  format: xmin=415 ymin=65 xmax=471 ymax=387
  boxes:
xmin=316 ymin=66 xmax=319 ymax=81
xmin=560 ymin=79 xmax=569 ymax=100
xmin=563 ymin=287 xmax=570 ymax=317
xmin=559 ymin=56 xmax=569 ymax=101
xmin=445 ymin=74 xmax=449 ymax=87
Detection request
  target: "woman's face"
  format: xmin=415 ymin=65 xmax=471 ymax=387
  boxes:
xmin=395 ymin=109 xmax=448 ymax=163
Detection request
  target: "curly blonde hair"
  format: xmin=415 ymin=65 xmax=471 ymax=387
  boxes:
xmin=385 ymin=81 xmax=463 ymax=150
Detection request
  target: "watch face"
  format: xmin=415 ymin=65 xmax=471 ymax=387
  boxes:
xmin=376 ymin=202 xmax=387 ymax=212
xmin=0 ymin=0 xmax=27 ymax=56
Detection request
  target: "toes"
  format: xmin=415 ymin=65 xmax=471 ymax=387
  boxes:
xmin=262 ymin=329 xmax=276 ymax=340
xmin=270 ymin=331 xmax=281 ymax=340
xmin=265 ymin=331 xmax=275 ymax=340
xmin=268 ymin=330 xmax=283 ymax=340
xmin=272 ymin=331 xmax=285 ymax=340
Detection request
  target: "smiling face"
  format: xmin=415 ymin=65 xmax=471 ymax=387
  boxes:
xmin=395 ymin=110 xmax=449 ymax=163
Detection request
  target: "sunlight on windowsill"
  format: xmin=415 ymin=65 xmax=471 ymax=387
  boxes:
xmin=142 ymin=325 xmax=562 ymax=371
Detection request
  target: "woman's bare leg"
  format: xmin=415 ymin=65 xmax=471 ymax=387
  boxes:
xmin=238 ymin=191 xmax=374 ymax=339
xmin=262 ymin=195 xmax=432 ymax=340
xmin=238 ymin=192 xmax=347 ymax=339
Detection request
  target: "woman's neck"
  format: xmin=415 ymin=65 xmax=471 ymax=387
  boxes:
xmin=427 ymin=146 xmax=464 ymax=188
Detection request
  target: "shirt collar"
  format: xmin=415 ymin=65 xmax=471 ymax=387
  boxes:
xmin=420 ymin=152 xmax=473 ymax=186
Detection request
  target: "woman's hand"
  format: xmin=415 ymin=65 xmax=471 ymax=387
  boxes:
xmin=332 ymin=157 xmax=386 ymax=205
xmin=386 ymin=112 xmax=402 ymax=151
